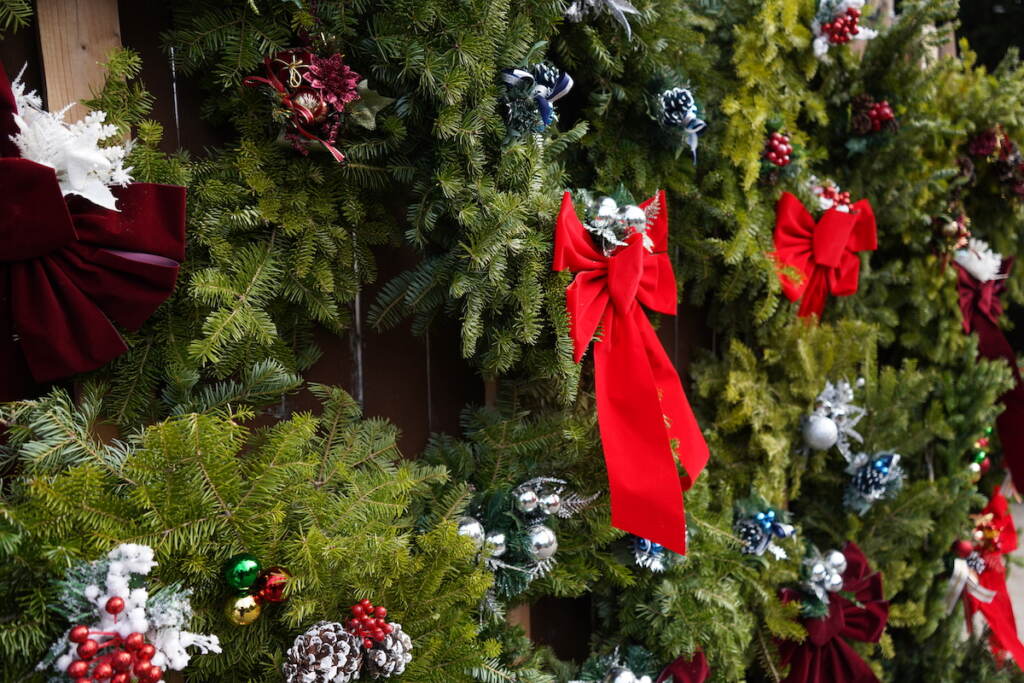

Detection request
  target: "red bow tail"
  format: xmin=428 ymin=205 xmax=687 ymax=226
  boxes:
xmin=554 ymin=191 xmax=708 ymax=554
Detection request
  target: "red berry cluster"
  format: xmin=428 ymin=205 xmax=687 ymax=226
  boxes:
xmin=66 ymin=625 xmax=162 ymax=683
xmin=822 ymin=6 xmax=862 ymax=44
xmin=819 ymin=185 xmax=852 ymax=209
xmin=346 ymin=599 xmax=393 ymax=649
xmin=764 ymin=132 xmax=793 ymax=167
xmin=867 ymin=100 xmax=894 ymax=132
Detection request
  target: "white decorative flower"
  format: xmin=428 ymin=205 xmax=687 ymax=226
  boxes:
xmin=954 ymin=238 xmax=1005 ymax=283
xmin=8 ymin=66 xmax=132 ymax=210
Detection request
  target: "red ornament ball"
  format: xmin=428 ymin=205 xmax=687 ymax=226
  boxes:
xmin=374 ymin=605 xmax=387 ymax=619
xmin=145 ymin=665 xmax=164 ymax=681
xmin=112 ymin=674 xmax=130 ymax=683
xmin=134 ymin=661 xmax=153 ymax=678
xmin=105 ymin=596 xmax=126 ymax=615
xmin=138 ymin=643 xmax=157 ymax=661
xmin=77 ymin=639 xmax=99 ymax=660
xmin=124 ymin=632 xmax=145 ymax=651
xmin=954 ymin=539 xmax=974 ymax=558
xmin=254 ymin=566 xmax=291 ymax=603
xmin=69 ymin=625 xmax=91 ymax=643
xmin=980 ymin=457 xmax=992 ymax=475
xmin=67 ymin=659 xmax=90 ymax=677
xmin=112 ymin=650 xmax=134 ymax=671
xmin=93 ymin=661 xmax=114 ymax=679
xmin=75 ymin=678 xmax=92 ymax=683
xmin=363 ymin=637 xmax=374 ymax=649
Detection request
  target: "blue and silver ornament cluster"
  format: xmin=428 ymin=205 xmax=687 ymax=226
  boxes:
xmin=844 ymin=451 xmax=903 ymax=515
xmin=500 ymin=64 xmax=573 ymax=142
xmin=802 ymin=546 xmax=848 ymax=605
xmin=735 ymin=508 xmax=796 ymax=560
xmin=656 ymin=87 xmax=707 ymax=162
xmin=564 ymin=0 xmax=641 ymax=40
xmin=579 ymin=191 xmax=659 ymax=256
xmin=801 ymin=378 xmax=866 ymax=459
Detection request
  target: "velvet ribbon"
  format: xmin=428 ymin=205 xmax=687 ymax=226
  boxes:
xmin=954 ymin=260 xmax=1024 ymax=492
xmin=773 ymin=192 xmax=877 ymax=318
xmin=963 ymin=487 xmax=1024 ymax=670
xmin=553 ymin=190 xmax=709 ymax=554
xmin=0 ymin=62 xmax=186 ymax=401
xmin=656 ymin=651 xmax=709 ymax=683
xmin=243 ymin=51 xmax=347 ymax=163
xmin=778 ymin=541 xmax=888 ymax=683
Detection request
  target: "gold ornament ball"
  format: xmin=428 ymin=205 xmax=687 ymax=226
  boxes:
xmin=225 ymin=594 xmax=263 ymax=626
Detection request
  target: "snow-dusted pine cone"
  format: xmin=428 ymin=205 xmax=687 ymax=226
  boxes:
xmin=362 ymin=623 xmax=413 ymax=679
xmin=283 ymin=621 xmax=364 ymax=683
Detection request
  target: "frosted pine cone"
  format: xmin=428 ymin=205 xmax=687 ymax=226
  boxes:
xmin=283 ymin=621 xmax=364 ymax=683
xmin=362 ymin=623 xmax=413 ymax=679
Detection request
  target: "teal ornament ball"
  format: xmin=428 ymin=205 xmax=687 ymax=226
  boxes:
xmin=224 ymin=553 xmax=262 ymax=592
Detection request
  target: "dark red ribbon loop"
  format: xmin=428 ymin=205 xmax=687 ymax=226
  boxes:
xmin=778 ymin=542 xmax=888 ymax=683
xmin=0 ymin=61 xmax=186 ymax=400
xmin=553 ymin=191 xmax=708 ymax=553
xmin=773 ymin=192 xmax=877 ymax=318
xmin=955 ymin=260 xmax=1024 ymax=491
xmin=656 ymin=651 xmax=709 ymax=683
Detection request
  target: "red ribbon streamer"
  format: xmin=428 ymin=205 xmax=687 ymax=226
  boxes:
xmin=0 ymin=62 xmax=185 ymax=401
xmin=656 ymin=651 xmax=709 ymax=683
xmin=955 ymin=260 xmax=1024 ymax=492
xmin=778 ymin=542 xmax=889 ymax=683
xmin=553 ymin=191 xmax=709 ymax=554
xmin=964 ymin=487 xmax=1024 ymax=670
xmin=773 ymin=192 xmax=877 ymax=318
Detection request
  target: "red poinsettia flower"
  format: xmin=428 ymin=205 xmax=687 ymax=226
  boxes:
xmin=304 ymin=54 xmax=361 ymax=110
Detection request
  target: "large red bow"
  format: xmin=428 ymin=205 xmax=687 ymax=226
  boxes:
xmin=955 ymin=260 xmax=1024 ymax=491
xmin=553 ymin=191 xmax=708 ymax=554
xmin=0 ymin=62 xmax=185 ymax=401
xmin=964 ymin=487 xmax=1024 ymax=670
xmin=773 ymin=192 xmax=877 ymax=318
xmin=779 ymin=542 xmax=889 ymax=683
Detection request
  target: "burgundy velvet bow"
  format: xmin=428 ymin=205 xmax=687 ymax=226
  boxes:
xmin=955 ymin=260 xmax=1024 ymax=492
xmin=778 ymin=542 xmax=888 ymax=683
xmin=0 ymin=62 xmax=186 ymax=401
xmin=964 ymin=487 xmax=1024 ymax=670
xmin=773 ymin=192 xmax=877 ymax=318
xmin=553 ymin=191 xmax=709 ymax=554
xmin=656 ymin=652 xmax=709 ymax=683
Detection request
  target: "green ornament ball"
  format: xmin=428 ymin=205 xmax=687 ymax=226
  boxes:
xmin=224 ymin=553 xmax=262 ymax=592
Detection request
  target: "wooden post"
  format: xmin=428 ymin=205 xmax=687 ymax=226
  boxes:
xmin=35 ymin=0 xmax=121 ymax=119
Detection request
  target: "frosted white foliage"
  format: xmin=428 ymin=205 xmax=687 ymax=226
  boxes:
xmin=38 ymin=543 xmax=220 ymax=676
xmin=9 ymin=66 xmax=132 ymax=211
xmin=954 ymin=238 xmax=1005 ymax=284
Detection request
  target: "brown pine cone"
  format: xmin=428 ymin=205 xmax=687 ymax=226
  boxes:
xmin=362 ymin=623 xmax=414 ymax=679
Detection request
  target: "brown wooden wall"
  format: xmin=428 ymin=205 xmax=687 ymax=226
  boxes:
xmin=0 ymin=0 xmax=707 ymax=665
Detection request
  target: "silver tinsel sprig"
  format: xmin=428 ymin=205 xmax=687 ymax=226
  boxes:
xmin=564 ymin=0 xmax=641 ymax=40
xmin=844 ymin=451 xmax=903 ymax=515
xmin=802 ymin=378 xmax=867 ymax=461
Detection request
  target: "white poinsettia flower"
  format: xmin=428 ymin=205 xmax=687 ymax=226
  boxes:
xmin=9 ymin=67 xmax=132 ymax=211
xmin=954 ymin=238 xmax=1005 ymax=283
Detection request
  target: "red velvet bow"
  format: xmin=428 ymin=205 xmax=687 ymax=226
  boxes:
xmin=656 ymin=652 xmax=709 ymax=683
xmin=964 ymin=487 xmax=1024 ymax=670
xmin=773 ymin=192 xmax=877 ymax=318
xmin=778 ymin=542 xmax=888 ymax=683
xmin=553 ymin=191 xmax=709 ymax=554
xmin=0 ymin=62 xmax=185 ymax=401
xmin=955 ymin=260 xmax=1024 ymax=492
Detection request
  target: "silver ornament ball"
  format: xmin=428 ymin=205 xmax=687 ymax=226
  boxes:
xmin=621 ymin=204 xmax=648 ymax=231
xmin=485 ymin=531 xmax=507 ymax=558
xmin=824 ymin=549 xmax=847 ymax=575
xmin=538 ymin=490 xmax=562 ymax=516
xmin=526 ymin=524 xmax=559 ymax=561
xmin=809 ymin=561 xmax=828 ymax=583
xmin=602 ymin=666 xmax=638 ymax=683
xmin=457 ymin=516 xmax=486 ymax=549
xmin=515 ymin=488 xmax=540 ymax=514
xmin=826 ymin=570 xmax=845 ymax=592
xmin=591 ymin=198 xmax=618 ymax=230
xmin=803 ymin=414 xmax=839 ymax=451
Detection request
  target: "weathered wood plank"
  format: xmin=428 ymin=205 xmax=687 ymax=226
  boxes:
xmin=36 ymin=0 xmax=121 ymax=118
